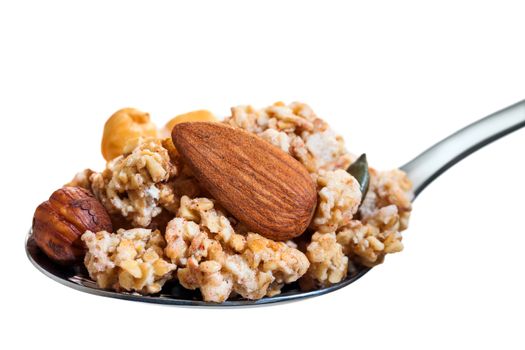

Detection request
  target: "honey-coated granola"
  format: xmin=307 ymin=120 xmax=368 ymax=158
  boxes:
xmin=68 ymin=101 xmax=413 ymax=301
xmin=68 ymin=139 xmax=180 ymax=228
xmin=224 ymin=102 xmax=354 ymax=173
xmin=336 ymin=169 xmax=413 ymax=266
xmin=165 ymin=196 xmax=310 ymax=302
xmin=310 ymin=169 xmax=362 ymax=233
xmin=82 ymin=228 xmax=176 ymax=294
xmin=304 ymin=232 xmax=349 ymax=287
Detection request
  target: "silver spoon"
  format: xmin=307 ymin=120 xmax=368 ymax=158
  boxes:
xmin=25 ymin=99 xmax=525 ymax=307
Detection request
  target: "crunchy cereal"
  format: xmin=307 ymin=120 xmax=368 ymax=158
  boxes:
xmin=66 ymin=168 xmax=95 ymax=190
xmin=337 ymin=205 xmax=403 ymax=266
xmin=310 ymin=169 xmax=362 ymax=233
xmin=82 ymin=228 xmax=176 ymax=294
xmin=303 ymin=232 xmax=349 ymax=288
xmin=366 ymin=168 xmax=413 ymax=230
xmin=68 ymin=101 xmax=415 ymax=300
xmin=90 ymin=139 xmax=178 ymax=227
xmin=224 ymin=102 xmax=353 ymax=173
xmin=164 ymin=196 xmax=310 ymax=302
xmin=336 ymin=169 xmax=413 ymax=266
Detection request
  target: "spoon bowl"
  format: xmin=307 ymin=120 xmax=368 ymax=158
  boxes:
xmin=25 ymin=231 xmax=370 ymax=307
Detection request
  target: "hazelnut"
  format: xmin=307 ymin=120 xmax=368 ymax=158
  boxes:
xmin=161 ymin=110 xmax=217 ymax=138
xmin=101 ymin=108 xmax=158 ymax=161
xmin=160 ymin=110 xmax=217 ymax=157
xmin=32 ymin=187 xmax=113 ymax=264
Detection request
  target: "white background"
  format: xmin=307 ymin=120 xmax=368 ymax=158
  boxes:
xmin=1 ymin=1 xmax=524 ymax=349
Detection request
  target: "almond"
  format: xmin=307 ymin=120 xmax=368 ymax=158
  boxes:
xmin=172 ymin=122 xmax=317 ymax=241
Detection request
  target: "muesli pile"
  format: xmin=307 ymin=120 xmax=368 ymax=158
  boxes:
xmin=33 ymin=103 xmax=413 ymax=302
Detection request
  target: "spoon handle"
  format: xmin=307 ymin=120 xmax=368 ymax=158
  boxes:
xmin=401 ymin=99 xmax=525 ymax=198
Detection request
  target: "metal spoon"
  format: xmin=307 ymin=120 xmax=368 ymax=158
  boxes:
xmin=25 ymin=99 xmax=525 ymax=307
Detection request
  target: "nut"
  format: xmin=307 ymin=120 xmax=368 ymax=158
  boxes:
xmin=172 ymin=122 xmax=317 ymax=241
xmin=32 ymin=187 xmax=113 ymax=264
xmin=160 ymin=110 xmax=217 ymax=157
xmin=161 ymin=110 xmax=217 ymax=138
xmin=101 ymin=108 xmax=158 ymax=161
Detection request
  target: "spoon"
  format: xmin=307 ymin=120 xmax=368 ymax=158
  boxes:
xmin=25 ymin=99 xmax=525 ymax=307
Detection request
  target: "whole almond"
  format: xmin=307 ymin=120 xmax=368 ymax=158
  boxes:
xmin=172 ymin=122 xmax=317 ymax=241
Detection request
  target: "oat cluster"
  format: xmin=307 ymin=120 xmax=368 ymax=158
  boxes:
xmin=69 ymin=139 xmax=201 ymax=229
xmin=74 ymin=102 xmax=413 ymax=302
xmin=311 ymin=169 xmax=362 ymax=233
xmin=224 ymin=102 xmax=413 ymax=288
xmin=166 ymin=196 xmax=310 ymax=302
xmin=90 ymin=139 xmax=178 ymax=227
xmin=337 ymin=169 xmax=412 ymax=267
xmin=225 ymin=102 xmax=353 ymax=172
xmin=82 ymin=228 xmax=176 ymax=294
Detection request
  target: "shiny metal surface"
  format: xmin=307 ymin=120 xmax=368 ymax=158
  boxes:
xmin=25 ymin=230 xmax=370 ymax=307
xmin=401 ymin=99 xmax=525 ymax=197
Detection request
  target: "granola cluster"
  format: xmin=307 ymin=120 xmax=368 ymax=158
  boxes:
xmin=82 ymin=228 xmax=176 ymax=294
xmin=165 ymin=196 xmax=310 ymax=302
xmin=68 ymin=139 xmax=190 ymax=229
xmin=89 ymin=139 xmax=178 ymax=227
xmin=335 ymin=169 xmax=413 ymax=266
xmin=66 ymin=101 xmax=414 ymax=302
xmin=301 ymin=168 xmax=412 ymax=286
xmin=303 ymin=232 xmax=349 ymax=288
xmin=361 ymin=168 xmax=413 ymax=229
xmin=337 ymin=205 xmax=403 ymax=267
xmin=310 ymin=169 xmax=362 ymax=233
xmin=224 ymin=102 xmax=354 ymax=173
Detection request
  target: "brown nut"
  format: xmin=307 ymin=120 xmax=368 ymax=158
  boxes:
xmin=32 ymin=187 xmax=113 ymax=264
xmin=172 ymin=122 xmax=317 ymax=241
